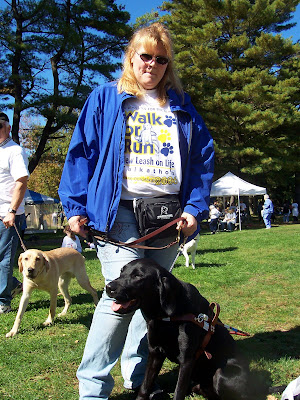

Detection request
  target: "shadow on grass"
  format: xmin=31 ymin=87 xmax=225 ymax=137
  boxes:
xmin=198 ymin=246 xmax=238 ymax=254
xmin=13 ymin=291 xmax=104 ymax=333
xmin=19 ymin=290 xmax=103 ymax=312
xmin=192 ymin=262 xmax=224 ymax=269
xmin=176 ymin=247 xmax=238 ymax=269
xmin=237 ymin=325 xmax=300 ymax=361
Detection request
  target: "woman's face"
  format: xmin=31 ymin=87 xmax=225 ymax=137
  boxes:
xmin=131 ymin=42 xmax=169 ymax=90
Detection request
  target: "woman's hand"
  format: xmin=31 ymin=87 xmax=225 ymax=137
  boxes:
xmin=68 ymin=215 xmax=88 ymax=237
xmin=177 ymin=212 xmax=197 ymax=237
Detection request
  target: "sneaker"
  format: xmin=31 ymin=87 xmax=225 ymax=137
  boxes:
xmin=0 ymin=304 xmax=12 ymax=314
xmin=11 ymin=282 xmax=23 ymax=298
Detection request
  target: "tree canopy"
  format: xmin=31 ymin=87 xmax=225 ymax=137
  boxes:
xmin=1 ymin=0 xmax=299 ymax=203
xmin=160 ymin=0 xmax=300 ymax=202
xmin=0 ymin=0 xmax=131 ymax=173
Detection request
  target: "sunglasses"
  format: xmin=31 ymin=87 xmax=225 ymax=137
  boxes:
xmin=136 ymin=52 xmax=169 ymax=65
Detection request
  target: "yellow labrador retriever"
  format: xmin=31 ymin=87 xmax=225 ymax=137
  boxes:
xmin=6 ymin=247 xmax=99 ymax=337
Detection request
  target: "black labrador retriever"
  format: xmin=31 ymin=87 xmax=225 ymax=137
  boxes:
xmin=106 ymin=258 xmax=267 ymax=400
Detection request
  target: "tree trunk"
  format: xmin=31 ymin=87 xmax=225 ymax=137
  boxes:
xmin=294 ymin=171 xmax=300 ymax=204
xmin=11 ymin=0 xmax=23 ymax=144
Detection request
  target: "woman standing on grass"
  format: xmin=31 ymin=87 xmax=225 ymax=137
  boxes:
xmin=59 ymin=23 xmax=214 ymax=400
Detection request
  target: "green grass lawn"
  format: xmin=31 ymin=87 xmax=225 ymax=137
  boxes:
xmin=0 ymin=222 xmax=299 ymax=400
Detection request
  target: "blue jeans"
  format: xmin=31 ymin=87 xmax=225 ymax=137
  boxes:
xmin=283 ymin=213 xmax=289 ymax=223
xmin=209 ymin=218 xmax=218 ymax=233
xmin=0 ymin=214 xmax=24 ymax=306
xmin=263 ymin=213 xmax=272 ymax=228
xmin=77 ymin=205 xmax=179 ymax=400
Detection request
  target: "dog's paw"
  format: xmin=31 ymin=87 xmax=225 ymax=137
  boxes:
xmin=43 ymin=320 xmax=53 ymax=326
xmin=57 ymin=311 xmax=67 ymax=317
xmin=6 ymin=330 xmax=17 ymax=338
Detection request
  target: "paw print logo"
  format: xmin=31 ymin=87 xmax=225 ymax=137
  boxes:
xmin=164 ymin=116 xmax=176 ymax=127
xmin=161 ymin=143 xmax=174 ymax=157
xmin=158 ymin=129 xmax=171 ymax=143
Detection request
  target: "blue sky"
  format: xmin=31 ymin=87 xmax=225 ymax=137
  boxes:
xmin=116 ymin=0 xmax=300 ymax=42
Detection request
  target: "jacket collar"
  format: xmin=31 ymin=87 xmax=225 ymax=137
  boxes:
xmin=118 ymin=86 xmax=189 ymax=113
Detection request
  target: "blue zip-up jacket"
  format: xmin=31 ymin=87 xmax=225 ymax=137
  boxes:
xmin=58 ymin=82 xmax=214 ymax=235
xmin=263 ymin=198 xmax=274 ymax=215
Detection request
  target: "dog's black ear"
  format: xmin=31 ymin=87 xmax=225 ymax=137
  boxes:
xmin=158 ymin=276 xmax=177 ymax=316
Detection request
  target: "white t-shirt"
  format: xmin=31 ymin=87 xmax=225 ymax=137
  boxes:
xmin=122 ymin=90 xmax=182 ymax=199
xmin=0 ymin=138 xmax=29 ymax=217
xmin=61 ymin=235 xmax=82 ymax=253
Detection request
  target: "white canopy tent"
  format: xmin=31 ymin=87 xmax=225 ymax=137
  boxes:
xmin=210 ymin=172 xmax=267 ymax=230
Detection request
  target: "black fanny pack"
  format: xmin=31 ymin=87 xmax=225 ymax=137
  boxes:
xmin=133 ymin=195 xmax=182 ymax=240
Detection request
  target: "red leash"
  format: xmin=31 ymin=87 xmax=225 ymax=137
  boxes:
xmin=89 ymin=216 xmax=186 ymax=250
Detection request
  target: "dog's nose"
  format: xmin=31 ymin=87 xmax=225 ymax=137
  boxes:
xmin=106 ymin=282 xmax=116 ymax=296
xmin=27 ymin=267 xmax=34 ymax=276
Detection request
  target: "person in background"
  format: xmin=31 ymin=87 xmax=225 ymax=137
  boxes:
xmin=282 ymin=200 xmax=291 ymax=223
xmin=262 ymin=194 xmax=274 ymax=229
xmin=229 ymin=202 xmax=237 ymax=212
xmin=58 ymin=23 xmax=214 ymax=400
xmin=240 ymin=200 xmax=247 ymax=212
xmin=291 ymin=201 xmax=298 ymax=222
xmin=0 ymin=112 xmax=29 ymax=313
xmin=61 ymin=225 xmax=82 ymax=253
xmin=52 ymin=211 xmax=58 ymax=227
xmin=257 ymin=200 xmax=263 ymax=222
xmin=220 ymin=208 xmax=236 ymax=232
xmin=208 ymin=204 xmax=221 ymax=234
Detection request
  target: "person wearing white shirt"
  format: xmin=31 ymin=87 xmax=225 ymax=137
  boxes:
xmin=208 ymin=204 xmax=221 ymax=234
xmin=220 ymin=208 xmax=237 ymax=232
xmin=0 ymin=112 xmax=29 ymax=314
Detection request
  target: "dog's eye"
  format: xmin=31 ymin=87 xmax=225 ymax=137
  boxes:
xmin=132 ymin=271 xmax=143 ymax=279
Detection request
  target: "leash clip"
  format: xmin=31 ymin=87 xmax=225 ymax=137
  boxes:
xmin=195 ymin=313 xmax=209 ymax=324
xmin=176 ymin=227 xmax=182 ymax=243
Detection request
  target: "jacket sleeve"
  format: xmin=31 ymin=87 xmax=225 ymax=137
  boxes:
xmin=58 ymin=89 xmax=101 ymax=219
xmin=182 ymin=104 xmax=214 ymax=223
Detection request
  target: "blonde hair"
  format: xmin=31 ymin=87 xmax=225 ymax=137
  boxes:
xmin=117 ymin=23 xmax=183 ymax=106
